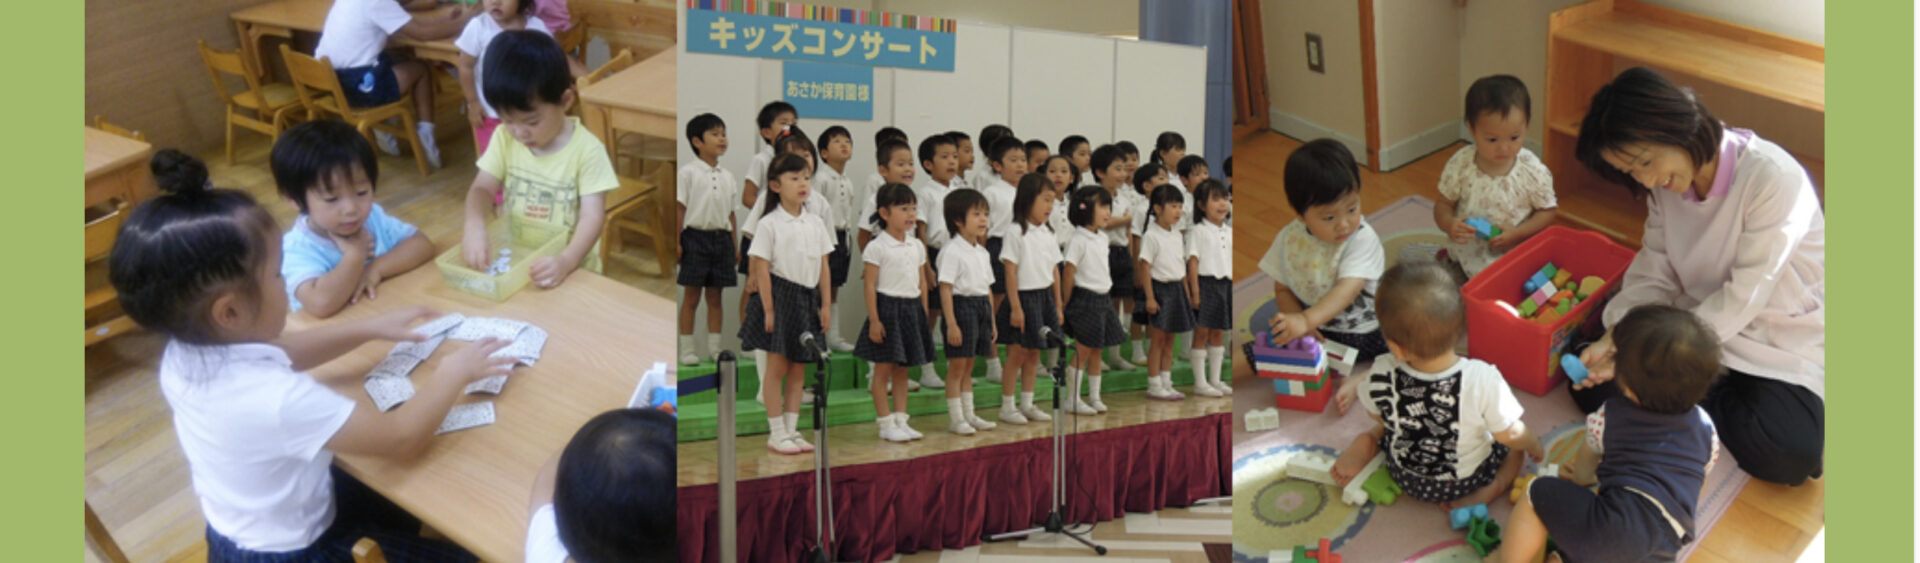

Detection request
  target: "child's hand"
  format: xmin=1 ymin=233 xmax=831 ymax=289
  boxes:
xmin=946 ymin=323 xmax=962 ymax=347
xmin=1447 ymin=218 xmax=1477 ymax=244
xmin=437 ymin=337 xmax=517 ymax=383
xmin=1487 ymin=226 xmax=1520 ymax=252
xmin=1574 ymin=332 xmax=1617 ymax=390
xmin=462 ymin=224 xmax=491 ymax=270
xmin=529 ymin=256 xmax=577 ymax=289
xmin=1055 ymin=305 xmax=1065 ymax=326
xmin=1010 ymin=309 xmax=1025 ymax=332
xmin=466 ymin=102 xmax=485 ymax=131
xmin=1145 ymin=298 xmax=1160 ymax=315
xmin=1269 ymin=312 xmax=1313 ymax=344
xmin=354 ymin=268 xmax=383 ymax=303
xmin=367 ymin=306 xmax=440 ymax=342
xmin=1330 ymin=439 xmax=1379 ymax=486
xmin=869 ymin=320 xmax=886 ymax=343
xmin=329 ymin=227 xmax=376 ymax=259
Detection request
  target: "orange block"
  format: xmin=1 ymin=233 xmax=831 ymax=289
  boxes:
xmin=1534 ymin=307 xmax=1564 ymax=325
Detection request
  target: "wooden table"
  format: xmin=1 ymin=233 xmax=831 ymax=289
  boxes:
xmin=286 ymin=264 xmax=676 ymax=562
xmin=84 ymin=127 xmax=153 ymax=208
xmin=232 ymin=0 xmax=462 ymax=80
xmin=578 ymin=49 xmax=677 ymax=150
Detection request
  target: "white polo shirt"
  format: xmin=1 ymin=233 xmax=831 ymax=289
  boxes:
xmin=1188 ymin=219 xmax=1232 ymax=279
xmin=814 ymin=163 xmax=857 ymax=232
xmin=160 ymin=341 xmax=356 ymax=552
xmin=677 ymin=159 xmax=738 ymax=230
xmin=937 ymin=237 xmax=993 ymax=297
xmin=740 ymin=145 xmax=775 ymax=240
xmin=983 ymin=177 xmax=1019 ymax=240
xmin=1001 ymin=221 xmax=1062 ymax=291
xmin=1111 ymin=188 xmax=1148 ymax=246
xmin=864 ymin=230 xmax=927 ymax=298
xmin=313 ymin=0 xmax=412 ymax=69
xmin=1137 ymin=222 xmax=1188 ymax=282
xmin=1064 ymin=227 xmax=1112 ymax=293
xmin=748 ymin=205 xmax=835 ymax=286
xmin=918 ymin=178 xmax=958 ymax=248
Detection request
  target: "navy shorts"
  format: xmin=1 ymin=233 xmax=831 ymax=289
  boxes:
xmin=334 ymin=53 xmax=402 ymax=108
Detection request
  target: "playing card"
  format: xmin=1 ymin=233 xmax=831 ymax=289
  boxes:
xmin=436 ymin=401 xmax=496 ymax=435
xmin=369 ymin=354 xmax=422 ymax=378
xmin=391 ymin=334 xmax=445 ymax=361
xmin=463 ymin=374 xmax=508 ymax=395
xmin=449 ymin=317 xmax=529 ymax=341
xmin=365 ymin=375 xmax=415 ymax=412
xmin=412 ymin=313 xmax=467 ymax=337
xmin=492 ymin=326 xmax=549 ymax=365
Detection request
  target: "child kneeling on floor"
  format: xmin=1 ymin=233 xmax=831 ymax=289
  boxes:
xmin=1331 ymin=262 xmax=1542 ymax=511
xmin=1490 ymin=305 xmax=1722 ymax=563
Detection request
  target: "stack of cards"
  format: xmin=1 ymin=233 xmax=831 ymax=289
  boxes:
xmin=436 ymin=402 xmax=496 ymax=434
xmin=361 ymin=313 xmax=552 ymax=433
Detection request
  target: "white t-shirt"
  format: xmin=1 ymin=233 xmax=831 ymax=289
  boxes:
xmin=1436 ymin=146 xmax=1557 ymax=276
xmin=1063 ymin=227 xmax=1112 ymax=293
xmin=748 ymin=205 xmax=835 ymax=286
xmin=677 ymin=159 xmax=738 ymax=230
xmin=160 ymin=341 xmax=356 ymax=552
xmin=815 ymin=163 xmax=856 ymax=232
xmin=1137 ymin=222 xmax=1187 ymax=282
xmin=454 ymin=15 xmax=552 ymax=118
xmin=524 ymin=504 xmax=570 ymax=563
xmin=983 ymin=178 xmax=1019 ymax=239
xmin=937 ymin=237 xmax=993 ymax=297
xmin=314 ymin=0 xmax=415 ymax=69
xmin=865 ymin=230 xmax=927 ymax=298
xmin=1187 ymin=219 xmax=1232 ymax=279
xmin=1002 ymin=221 xmax=1062 ymax=291
xmin=917 ymin=178 xmax=957 ymax=248
xmin=1258 ymin=220 xmax=1385 ymax=334
xmin=1361 ymin=356 xmax=1524 ymax=481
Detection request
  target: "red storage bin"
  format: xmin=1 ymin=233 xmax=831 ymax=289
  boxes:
xmin=1462 ymin=226 xmax=1635 ymax=395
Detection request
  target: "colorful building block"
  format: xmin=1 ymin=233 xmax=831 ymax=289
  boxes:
xmin=1464 ymin=217 xmax=1496 ymax=240
xmin=1260 ymin=333 xmax=1323 ymax=360
xmin=1524 ymin=272 xmax=1551 ymax=294
xmin=1284 ymin=452 xmax=1339 ymax=485
xmin=1561 ymin=354 xmax=1589 ymax=385
xmin=1551 ymin=269 xmax=1573 ymax=288
xmin=1578 ymin=275 xmax=1605 ymax=299
xmin=1466 ymin=517 xmax=1503 ymax=556
xmin=1340 ymin=452 xmax=1388 ymax=505
xmin=1321 ymin=339 xmax=1359 ymax=375
xmin=1517 ymin=299 xmax=1539 ymax=318
xmin=1360 ymin=464 xmax=1403 ymax=505
xmin=1244 ymin=407 xmax=1280 ymax=432
xmin=1542 ymin=262 xmax=1558 ymax=277
xmin=1528 ymin=285 xmax=1555 ymax=308
xmin=1534 ymin=307 xmax=1564 ymax=325
xmin=1510 ymin=474 xmax=1537 ymax=504
xmin=1304 ymin=538 xmax=1340 ymax=563
xmin=1449 ymin=503 xmax=1489 ymax=530
xmin=1556 ymin=299 xmax=1571 ymax=315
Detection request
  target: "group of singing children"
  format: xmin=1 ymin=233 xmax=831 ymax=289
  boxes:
xmin=1264 ymin=74 xmax=1727 ymax=562
xmin=674 ymin=102 xmax=1235 ymax=453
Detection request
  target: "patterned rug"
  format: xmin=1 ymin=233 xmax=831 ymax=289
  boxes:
xmin=1228 ymin=196 xmax=1748 ymax=562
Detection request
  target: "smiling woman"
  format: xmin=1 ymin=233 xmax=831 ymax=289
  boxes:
xmin=1569 ymin=66 xmax=1827 ymax=487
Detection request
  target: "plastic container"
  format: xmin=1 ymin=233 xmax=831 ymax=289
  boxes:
xmin=435 ymin=219 xmax=567 ymax=301
xmin=1462 ymin=226 xmax=1635 ymax=395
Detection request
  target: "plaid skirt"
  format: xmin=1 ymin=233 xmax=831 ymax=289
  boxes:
xmin=855 ymin=294 xmax=938 ymax=366
xmin=738 ymin=275 xmax=825 ymax=363
xmin=1064 ymin=287 xmax=1128 ymax=348
xmin=677 ymin=228 xmax=738 ymax=288
xmin=1195 ymin=276 xmax=1232 ymax=330
xmin=987 ymin=237 xmax=1007 ymax=294
xmin=996 ymin=288 xmax=1061 ymax=349
xmin=1142 ymin=279 xmax=1197 ymax=333
xmin=1107 ymin=245 xmax=1135 ymax=296
xmin=828 ymin=229 xmax=851 ymax=288
xmin=944 ymin=294 xmax=996 ymax=358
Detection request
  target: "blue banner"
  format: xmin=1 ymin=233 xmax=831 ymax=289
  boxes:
xmin=782 ymin=61 xmax=873 ymax=121
xmin=687 ymin=8 xmax=956 ymax=71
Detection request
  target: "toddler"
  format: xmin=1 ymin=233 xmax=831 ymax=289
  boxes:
xmin=1434 ymin=75 xmax=1558 ymax=278
xmin=272 ymin=120 xmax=435 ymax=318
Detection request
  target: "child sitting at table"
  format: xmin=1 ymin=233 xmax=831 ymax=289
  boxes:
xmin=112 ymin=149 xmax=517 ymax=561
xmin=525 ymin=408 xmax=678 ymax=563
xmin=460 ymin=30 xmax=617 ymax=288
xmin=314 ymin=0 xmax=479 ymax=169
xmin=273 ymin=120 xmax=436 ymax=318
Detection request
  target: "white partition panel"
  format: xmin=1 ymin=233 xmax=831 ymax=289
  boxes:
xmin=893 ymin=23 xmax=1013 ymax=149
xmin=1113 ymin=39 xmax=1208 ymax=159
xmin=1009 ymin=28 xmax=1116 ymax=156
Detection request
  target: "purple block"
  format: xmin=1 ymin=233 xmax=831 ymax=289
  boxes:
xmin=1256 ymin=333 xmax=1321 ymax=361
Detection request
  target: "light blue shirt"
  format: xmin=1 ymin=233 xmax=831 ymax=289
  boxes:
xmin=281 ymin=203 xmax=419 ymax=311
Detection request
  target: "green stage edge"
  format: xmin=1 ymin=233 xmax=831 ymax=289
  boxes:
xmin=675 ymin=342 xmax=1232 ymax=441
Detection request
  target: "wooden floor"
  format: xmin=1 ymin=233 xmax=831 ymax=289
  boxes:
xmin=1230 ymin=131 xmax=1824 ymax=562
xmin=84 ymin=108 xmax=678 ymax=562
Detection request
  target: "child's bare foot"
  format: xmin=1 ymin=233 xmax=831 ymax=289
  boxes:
xmin=1331 ymin=436 xmax=1377 ymax=486
xmin=1453 ymin=451 xmax=1526 ymax=508
xmin=1333 ymin=380 xmax=1357 ymax=414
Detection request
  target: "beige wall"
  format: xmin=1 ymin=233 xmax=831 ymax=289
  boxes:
xmin=1262 ymin=0 xmax=1365 ymax=147
xmin=1372 ymin=0 xmax=1459 ymax=150
xmin=1641 ymin=0 xmax=1823 ymax=43
xmin=873 ymin=0 xmax=1137 ymax=37
xmin=86 ymin=0 xmax=270 ymax=153
xmin=1458 ymin=0 xmax=1590 ymax=148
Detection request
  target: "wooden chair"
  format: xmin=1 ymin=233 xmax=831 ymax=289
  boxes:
xmin=605 ymin=162 xmax=676 ymax=276
xmin=85 ymin=200 xmax=138 ymax=347
xmin=197 ymin=40 xmax=304 ymax=164
xmin=351 ymin=538 xmax=388 ymax=563
xmin=576 ymin=49 xmax=670 ymax=176
xmin=90 ymin=116 xmax=144 ymax=142
xmin=279 ymin=44 xmax=434 ymax=175
xmin=555 ymin=15 xmax=590 ymax=60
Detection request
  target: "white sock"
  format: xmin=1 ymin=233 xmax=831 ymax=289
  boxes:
xmin=988 ymin=357 xmax=1003 ymax=372
xmin=948 ymin=397 xmax=966 ymax=415
xmin=1089 ymin=375 xmax=1103 ymax=402
xmin=755 ymin=349 xmax=769 ymax=401
xmin=1189 ymin=348 xmax=1206 ymax=384
xmin=962 ymin=393 xmax=977 ymax=414
xmin=1207 ymin=346 xmax=1226 ymax=387
xmin=784 ymin=412 xmax=800 ymax=435
xmin=767 ymin=416 xmax=787 ymax=442
xmin=706 ymin=333 xmax=722 ymax=357
xmin=1020 ymin=391 xmax=1036 ymax=410
xmin=678 ymin=334 xmax=695 ymax=355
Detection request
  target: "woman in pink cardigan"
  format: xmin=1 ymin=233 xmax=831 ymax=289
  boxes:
xmin=1568 ymin=67 xmax=1824 ymax=486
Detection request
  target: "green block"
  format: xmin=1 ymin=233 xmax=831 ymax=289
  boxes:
xmin=1517 ymin=299 xmax=1539 ymax=318
xmin=1556 ymin=299 xmax=1571 ymax=315
xmin=1292 ymin=546 xmax=1312 ymax=563
xmin=1467 ymin=516 xmax=1502 ymax=556
xmin=1361 ymin=466 xmax=1402 ymax=505
xmin=1542 ymin=262 xmax=1558 ymax=277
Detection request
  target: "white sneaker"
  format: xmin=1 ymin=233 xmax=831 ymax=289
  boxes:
xmin=1089 ymin=396 xmax=1109 ymax=413
xmin=999 ymin=402 xmax=1028 ymax=425
xmin=415 ymin=123 xmax=441 ymax=170
xmin=1159 ymin=376 xmax=1187 ymax=400
xmin=1194 ymin=378 xmax=1222 ymax=397
xmin=1130 ymin=346 xmax=1147 ymax=364
xmin=949 ymin=416 xmax=977 ymax=435
xmin=680 ymin=352 xmax=702 ymax=366
xmin=1066 ymin=397 xmax=1098 ymax=415
xmin=878 ymin=416 xmax=912 ymax=443
xmin=907 ymin=377 xmax=921 ymax=391
xmin=1109 ymin=349 xmax=1135 ymax=371
xmin=918 ymin=369 xmax=946 ymax=389
xmin=1147 ymin=378 xmax=1184 ymax=401
xmin=787 ymin=429 xmax=815 ymax=452
xmin=1021 ymin=404 xmax=1052 ymax=422
xmin=895 ymin=413 xmax=924 ymax=440
xmin=829 ymin=336 xmax=856 ymax=352
xmin=986 ymin=360 xmax=1003 ymax=383
xmin=964 ymin=407 xmax=996 ymax=430
xmin=374 ymin=130 xmax=401 ymax=155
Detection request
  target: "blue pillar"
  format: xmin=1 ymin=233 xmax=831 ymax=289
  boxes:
xmin=1139 ymin=0 xmax=1233 ymax=172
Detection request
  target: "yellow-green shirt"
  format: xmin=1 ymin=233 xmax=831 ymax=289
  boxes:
xmin=478 ymin=116 xmax=618 ymax=274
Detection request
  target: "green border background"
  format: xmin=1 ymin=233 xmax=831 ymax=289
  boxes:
xmin=31 ymin=1 xmax=1912 ymax=560
xmin=1828 ymin=2 xmax=1911 ymax=559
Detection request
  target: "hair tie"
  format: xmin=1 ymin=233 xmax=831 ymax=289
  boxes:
xmin=1078 ymin=202 xmax=1088 ymax=209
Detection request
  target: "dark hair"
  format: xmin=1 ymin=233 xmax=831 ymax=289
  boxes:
xmin=943 ymin=187 xmax=988 ymax=237
xmin=1575 ymin=67 xmax=1724 ymax=199
xmin=1464 ymin=74 xmax=1531 ymax=125
xmin=1191 ymin=178 xmax=1230 ymax=225
xmin=1283 ymin=138 xmax=1361 ymax=215
xmin=875 ymin=126 xmax=908 ymax=146
xmin=1058 ymin=135 xmax=1090 ymax=158
xmin=1140 ymin=184 xmax=1184 ymax=234
xmin=758 ymin=153 xmax=812 ymax=218
xmin=1176 ymin=154 xmax=1208 ymax=180
xmin=978 ymin=124 xmax=1013 ymax=154
xmin=775 ymin=126 xmax=817 ymax=172
xmin=1040 ymin=155 xmax=1078 ymax=188
xmin=869 ymin=182 xmax=919 ymax=231
xmin=755 ymin=100 xmax=797 ymax=132
xmin=684 ymin=113 xmax=725 ymax=154
xmin=1223 ymin=155 xmax=1233 ymax=177
xmin=988 ymin=136 xmax=1024 ymax=166
xmin=1131 ymin=162 xmax=1165 ymax=196
xmin=816 ymin=125 xmax=852 ymax=159
xmin=1090 ymin=144 xmax=1123 ymax=184
xmin=946 ymin=130 xmax=972 ymax=145
xmin=505 ymin=0 xmax=537 ymax=16
xmin=271 ymin=120 xmax=379 ymax=214
xmin=1067 ymin=184 xmax=1113 ymax=229
xmin=876 ymin=139 xmax=913 ymax=170
xmin=1116 ymin=140 xmax=1140 ymax=159
xmin=482 ymin=30 xmax=573 ymax=113
xmin=1375 ymin=262 xmax=1462 ymax=360
xmin=109 ymin=150 xmax=279 ymax=345
xmin=1024 ymin=139 xmax=1049 ymax=157
xmin=1612 ymin=305 xmax=1723 ymax=414
xmin=1151 ymin=132 xmax=1187 ymax=164
xmin=1011 ymin=172 xmax=1051 ymax=234
xmin=918 ymin=134 xmax=957 ymax=174
xmin=553 ymin=408 xmax=677 ymax=563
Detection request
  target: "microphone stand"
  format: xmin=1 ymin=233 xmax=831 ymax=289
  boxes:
xmin=799 ymin=333 xmax=843 ymax=563
xmin=985 ymin=327 xmax=1106 ymax=555
xmin=715 ymin=352 xmax=739 ymax=563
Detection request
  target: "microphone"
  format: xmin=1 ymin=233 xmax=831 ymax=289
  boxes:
xmin=799 ymin=332 xmax=827 ymax=355
xmin=1038 ymin=325 xmax=1062 ymax=346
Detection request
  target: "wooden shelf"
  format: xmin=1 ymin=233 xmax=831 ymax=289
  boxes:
xmin=1555 ymin=9 xmax=1824 ymax=112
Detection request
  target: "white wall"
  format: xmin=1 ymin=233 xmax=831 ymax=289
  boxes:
xmin=1372 ymin=0 xmax=1463 ymax=170
xmin=1261 ymin=0 xmax=1367 ymax=164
